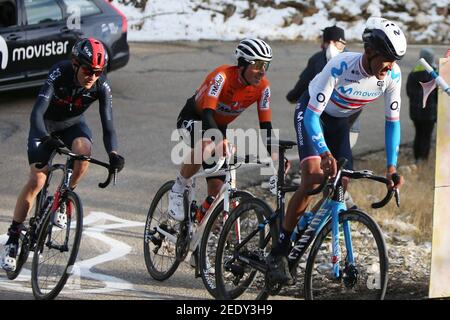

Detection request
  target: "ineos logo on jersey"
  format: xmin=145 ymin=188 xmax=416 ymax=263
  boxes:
xmin=377 ymin=81 xmax=384 ymax=87
xmin=12 ymin=41 xmax=69 ymax=62
xmin=0 ymin=35 xmax=8 ymax=70
xmin=208 ymin=73 xmax=224 ymax=97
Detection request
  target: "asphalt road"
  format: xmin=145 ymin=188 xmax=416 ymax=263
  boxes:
xmin=0 ymin=41 xmax=447 ymax=300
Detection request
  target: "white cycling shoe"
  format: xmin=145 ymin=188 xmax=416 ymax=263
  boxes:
xmin=53 ymin=203 xmax=68 ymax=229
xmin=2 ymin=243 xmax=18 ymax=272
xmin=168 ymin=190 xmax=185 ymax=221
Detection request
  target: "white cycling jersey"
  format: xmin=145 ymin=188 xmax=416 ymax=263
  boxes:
xmin=307 ymin=52 xmax=401 ymax=121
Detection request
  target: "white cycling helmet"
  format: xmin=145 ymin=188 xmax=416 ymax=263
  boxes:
xmin=235 ymin=38 xmax=273 ymax=63
xmin=362 ymin=17 xmax=407 ymax=60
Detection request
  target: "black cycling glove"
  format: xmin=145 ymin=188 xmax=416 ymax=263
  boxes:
xmin=109 ymin=152 xmax=125 ymax=172
xmin=40 ymin=136 xmax=65 ymax=152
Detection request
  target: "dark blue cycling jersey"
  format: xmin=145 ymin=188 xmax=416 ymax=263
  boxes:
xmin=29 ymin=60 xmax=118 ymax=153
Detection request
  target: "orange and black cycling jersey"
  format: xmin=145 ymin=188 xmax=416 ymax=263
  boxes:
xmin=193 ymin=65 xmax=271 ymax=127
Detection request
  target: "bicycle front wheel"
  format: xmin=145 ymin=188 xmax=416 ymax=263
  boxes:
xmin=199 ymin=190 xmax=253 ymax=298
xmin=31 ymin=191 xmax=83 ymax=300
xmin=143 ymin=181 xmax=181 ymax=281
xmin=215 ymin=197 xmax=277 ymax=300
xmin=304 ymin=209 xmax=388 ymax=300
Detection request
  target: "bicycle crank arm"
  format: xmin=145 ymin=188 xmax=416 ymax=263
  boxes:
xmin=156 ymin=226 xmax=177 ymax=244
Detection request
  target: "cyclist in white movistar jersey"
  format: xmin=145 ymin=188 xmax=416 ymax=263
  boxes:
xmin=267 ymin=17 xmax=407 ymax=284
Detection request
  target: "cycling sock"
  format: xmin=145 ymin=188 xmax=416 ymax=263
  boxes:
xmin=172 ymin=173 xmax=191 ymax=193
xmin=5 ymin=221 xmax=22 ymax=245
xmin=272 ymin=226 xmax=292 ymax=256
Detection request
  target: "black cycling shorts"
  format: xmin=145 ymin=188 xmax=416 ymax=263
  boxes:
xmin=27 ymin=121 xmax=92 ymax=165
xmin=176 ymin=95 xmax=227 ymax=181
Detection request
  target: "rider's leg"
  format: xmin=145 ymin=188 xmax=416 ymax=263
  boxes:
xmin=2 ymin=164 xmax=48 ymax=271
xmin=70 ymin=137 xmax=92 ymax=189
xmin=12 ymin=164 xmax=48 ymax=224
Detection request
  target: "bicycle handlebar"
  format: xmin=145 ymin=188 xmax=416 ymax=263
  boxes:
xmin=57 ymin=148 xmax=115 ymax=189
xmin=307 ymin=158 xmax=400 ymax=209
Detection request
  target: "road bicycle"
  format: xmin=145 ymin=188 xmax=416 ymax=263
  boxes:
xmin=215 ymin=156 xmax=400 ymax=300
xmin=143 ymin=146 xmax=272 ymax=298
xmin=5 ymin=145 xmax=114 ymax=300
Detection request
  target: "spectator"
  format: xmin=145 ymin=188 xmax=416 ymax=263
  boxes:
xmin=286 ymin=26 xmax=347 ymax=103
xmin=406 ymin=48 xmax=438 ymax=163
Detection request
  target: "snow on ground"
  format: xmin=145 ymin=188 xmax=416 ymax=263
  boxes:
xmin=111 ymin=0 xmax=449 ymax=43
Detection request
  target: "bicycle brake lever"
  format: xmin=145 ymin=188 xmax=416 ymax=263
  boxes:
xmin=394 ymin=189 xmax=400 ymax=207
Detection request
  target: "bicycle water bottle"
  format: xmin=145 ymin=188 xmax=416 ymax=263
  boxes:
xmin=195 ymin=195 xmax=215 ymax=223
xmin=291 ymin=211 xmax=314 ymax=241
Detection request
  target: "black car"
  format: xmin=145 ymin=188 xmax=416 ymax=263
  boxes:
xmin=0 ymin=0 xmax=129 ymax=92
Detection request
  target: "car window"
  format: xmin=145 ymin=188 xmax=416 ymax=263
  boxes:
xmin=24 ymin=0 xmax=63 ymax=25
xmin=62 ymin=0 xmax=101 ymax=17
xmin=0 ymin=1 xmax=17 ymax=28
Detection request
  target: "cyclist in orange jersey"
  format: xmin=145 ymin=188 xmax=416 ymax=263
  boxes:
xmin=168 ymin=38 xmax=275 ymax=221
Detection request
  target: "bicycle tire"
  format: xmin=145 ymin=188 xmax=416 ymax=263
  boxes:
xmin=31 ymin=191 xmax=83 ymax=300
xmin=199 ymin=190 xmax=253 ymax=298
xmin=304 ymin=208 xmax=388 ymax=300
xmin=143 ymin=180 xmax=181 ymax=281
xmin=215 ymin=197 xmax=278 ymax=300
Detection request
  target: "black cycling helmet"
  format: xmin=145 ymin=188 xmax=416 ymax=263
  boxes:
xmin=72 ymin=38 xmax=108 ymax=69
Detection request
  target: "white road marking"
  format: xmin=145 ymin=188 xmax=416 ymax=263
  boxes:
xmin=0 ymin=211 xmax=166 ymax=298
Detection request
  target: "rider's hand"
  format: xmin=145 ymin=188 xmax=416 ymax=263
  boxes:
xmin=40 ymin=136 xmax=65 ymax=152
xmin=320 ymin=151 xmax=337 ymax=177
xmin=386 ymin=166 xmax=404 ymax=190
xmin=221 ymin=139 xmax=231 ymax=158
xmin=109 ymin=152 xmax=125 ymax=172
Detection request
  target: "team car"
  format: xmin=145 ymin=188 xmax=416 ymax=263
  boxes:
xmin=0 ymin=0 xmax=129 ymax=92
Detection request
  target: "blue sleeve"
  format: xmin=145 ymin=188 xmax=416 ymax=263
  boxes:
xmin=385 ymin=120 xmax=400 ymax=167
xmin=304 ymin=107 xmax=329 ymax=154
xmin=98 ymin=81 xmax=118 ymax=153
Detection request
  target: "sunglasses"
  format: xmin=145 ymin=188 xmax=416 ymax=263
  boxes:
xmin=80 ymin=65 xmax=103 ymax=77
xmin=251 ymin=60 xmax=270 ymax=71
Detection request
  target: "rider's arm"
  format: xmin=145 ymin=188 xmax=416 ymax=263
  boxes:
xmin=384 ymin=65 xmax=402 ymax=169
xmin=98 ymin=80 xmax=118 ymax=153
xmin=29 ymin=79 xmax=55 ymax=139
xmin=303 ymin=58 xmax=340 ymax=155
xmin=257 ymin=84 xmax=273 ymax=155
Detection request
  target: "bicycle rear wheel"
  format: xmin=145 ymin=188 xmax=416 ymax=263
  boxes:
xmin=215 ymin=197 xmax=277 ymax=300
xmin=304 ymin=209 xmax=388 ymax=300
xmin=143 ymin=181 xmax=181 ymax=281
xmin=199 ymin=190 xmax=253 ymax=298
xmin=31 ymin=191 xmax=83 ymax=300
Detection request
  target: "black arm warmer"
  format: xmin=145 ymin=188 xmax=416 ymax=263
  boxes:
xmin=259 ymin=121 xmax=273 ymax=155
xmin=98 ymin=81 xmax=118 ymax=153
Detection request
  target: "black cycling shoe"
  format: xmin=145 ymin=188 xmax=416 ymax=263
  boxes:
xmin=266 ymin=253 xmax=293 ymax=285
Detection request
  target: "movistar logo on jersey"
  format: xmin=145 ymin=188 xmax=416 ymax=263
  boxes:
xmin=12 ymin=41 xmax=69 ymax=62
xmin=0 ymin=35 xmax=8 ymax=70
xmin=331 ymin=61 xmax=348 ymax=78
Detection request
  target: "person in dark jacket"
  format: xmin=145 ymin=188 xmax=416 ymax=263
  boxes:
xmin=406 ymin=48 xmax=438 ymax=162
xmin=286 ymin=26 xmax=346 ymax=103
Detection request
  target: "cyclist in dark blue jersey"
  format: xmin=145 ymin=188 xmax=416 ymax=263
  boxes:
xmin=2 ymin=38 xmax=125 ymax=272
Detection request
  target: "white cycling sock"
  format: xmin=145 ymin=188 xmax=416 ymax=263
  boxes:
xmin=172 ymin=173 xmax=191 ymax=193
